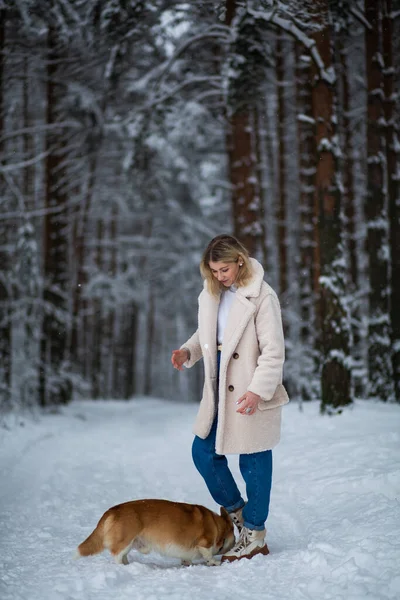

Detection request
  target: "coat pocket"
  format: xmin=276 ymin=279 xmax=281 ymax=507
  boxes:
xmin=257 ymin=383 xmax=289 ymax=411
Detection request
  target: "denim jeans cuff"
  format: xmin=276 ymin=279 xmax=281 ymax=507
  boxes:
xmin=225 ymin=499 xmax=245 ymax=513
xmin=243 ymin=521 xmax=265 ymax=531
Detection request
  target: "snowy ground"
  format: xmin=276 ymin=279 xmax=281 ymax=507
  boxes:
xmin=0 ymin=397 xmax=399 ymax=600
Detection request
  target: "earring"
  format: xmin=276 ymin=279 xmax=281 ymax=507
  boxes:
xmin=239 ymin=263 xmax=243 ymax=267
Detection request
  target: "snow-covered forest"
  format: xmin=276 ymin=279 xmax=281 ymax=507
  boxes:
xmin=1 ymin=0 xmax=400 ymax=414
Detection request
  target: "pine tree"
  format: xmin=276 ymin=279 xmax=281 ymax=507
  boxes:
xmin=14 ymin=221 xmax=41 ymax=406
xmin=382 ymin=0 xmax=400 ymax=401
xmin=296 ymin=43 xmax=317 ymax=401
xmin=224 ymin=0 xmax=268 ymax=259
xmin=365 ymin=0 xmax=394 ymax=400
xmin=39 ymin=23 xmax=72 ymax=406
xmin=276 ymin=32 xmax=288 ymax=296
xmin=0 ymin=9 xmax=11 ymax=410
xmin=310 ymin=0 xmax=352 ymax=413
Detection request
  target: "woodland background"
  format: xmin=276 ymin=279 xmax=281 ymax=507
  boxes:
xmin=1 ymin=0 xmax=399 ymax=416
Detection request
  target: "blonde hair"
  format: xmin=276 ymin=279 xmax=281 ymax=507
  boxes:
xmin=200 ymin=234 xmax=253 ymax=297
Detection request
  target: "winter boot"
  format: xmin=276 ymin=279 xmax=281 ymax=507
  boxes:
xmin=228 ymin=507 xmax=244 ymax=535
xmin=221 ymin=527 xmax=269 ymax=563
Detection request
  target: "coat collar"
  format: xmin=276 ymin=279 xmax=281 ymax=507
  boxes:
xmin=236 ymin=258 xmax=264 ymax=299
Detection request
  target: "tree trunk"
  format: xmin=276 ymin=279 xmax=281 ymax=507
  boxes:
xmin=111 ymin=303 xmax=137 ymax=399
xmin=337 ymin=33 xmax=366 ymax=397
xmin=253 ymin=104 xmax=268 ymax=267
xmin=339 ymin=44 xmax=357 ymax=292
xmin=105 ymin=207 xmax=118 ymax=397
xmin=365 ymin=0 xmax=394 ymax=400
xmin=39 ymin=26 xmax=71 ymax=406
xmin=124 ymin=305 xmax=137 ymax=399
xmin=70 ymin=155 xmax=97 ymax=369
xmin=382 ymin=0 xmax=400 ymax=401
xmin=21 ymin=54 xmax=41 ymax=406
xmin=311 ymin=9 xmax=352 ymax=414
xmin=225 ymin=0 xmax=265 ymax=258
xmin=256 ymin=93 xmax=276 ymax=280
xmin=144 ymin=291 xmax=155 ymax=396
xmin=296 ymin=44 xmax=317 ymax=401
xmin=90 ymin=218 xmax=104 ymax=398
xmin=226 ymin=109 xmax=262 ymax=256
xmin=276 ymin=33 xmax=288 ymax=295
xmin=0 ymin=12 xmax=11 ymax=409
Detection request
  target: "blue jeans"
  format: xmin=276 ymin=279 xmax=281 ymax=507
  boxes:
xmin=192 ymin=352 xmax=273 ymax=531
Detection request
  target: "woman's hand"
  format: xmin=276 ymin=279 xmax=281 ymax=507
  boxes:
xmin=236 ymin=391 xmax=260 ymax=416
xmin=171 ymin=348 xmax=189 ymax=371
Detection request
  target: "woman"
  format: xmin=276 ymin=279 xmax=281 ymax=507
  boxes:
xmin=171 ymin=234 xmax=289 ymax=562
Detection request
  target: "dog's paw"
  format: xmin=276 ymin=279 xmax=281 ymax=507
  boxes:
xmin=181 ymin=560 xmax=192 ymax=567
xmin=206 ymin=559 xmax=220 ymax=567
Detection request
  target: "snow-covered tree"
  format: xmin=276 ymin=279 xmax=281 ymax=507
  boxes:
xmin=0 ymin=9 xmax=12 ymax=410
xmin=1 ymin=0 xmax=399 ymax=414
xmin=309 ymin=0 xmax=352 ymax=413
xmin=382 ymin=0 xmax=400 ymax=402
xmin=364 ymin=0 xmax=394 ymax=401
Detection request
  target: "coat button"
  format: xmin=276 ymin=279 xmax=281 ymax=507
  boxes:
xmin=228 ymin=385 xmax=234 ymax=392
xmin=233 ymin=353 xmax=239 ymax=359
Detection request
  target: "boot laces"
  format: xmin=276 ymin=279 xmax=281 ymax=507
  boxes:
xmin=234 ymin=528 xmax=251 ymax=553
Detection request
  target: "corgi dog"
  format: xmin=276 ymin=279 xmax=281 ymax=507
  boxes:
xmin=75 ymin=499 xmax=235 ymax=566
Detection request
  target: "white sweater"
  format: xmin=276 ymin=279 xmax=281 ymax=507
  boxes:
xmin=217 ymin=286 xmax=237 ymax=344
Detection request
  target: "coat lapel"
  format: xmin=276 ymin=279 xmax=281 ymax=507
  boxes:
xmin=199 ymin=288 xmax=220 ymax=378
xmin=221 ymin=294 xmax=256 ymax=362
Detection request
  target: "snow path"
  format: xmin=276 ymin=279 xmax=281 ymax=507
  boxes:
xmin=1 ymin=398 xmax=400 ymax=600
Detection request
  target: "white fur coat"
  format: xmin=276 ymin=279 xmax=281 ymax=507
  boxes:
xmin=182 ymin=258 xmax=289 ymax=455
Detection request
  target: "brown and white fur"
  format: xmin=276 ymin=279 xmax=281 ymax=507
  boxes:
xmin=75 ymin=499 xmax=235 ymax=566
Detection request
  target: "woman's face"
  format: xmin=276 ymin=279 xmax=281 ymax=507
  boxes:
xmin=209 ymin=260 xmax=240 ymax=287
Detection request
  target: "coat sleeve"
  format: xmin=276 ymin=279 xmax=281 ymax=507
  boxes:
xmin=180 ymin=329 xmax=203 ymax=368
xmin=247 ymin=293 xmax=285 ymax=401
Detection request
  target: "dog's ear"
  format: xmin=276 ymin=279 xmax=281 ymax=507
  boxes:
xmin=220 ymin=507 xmax=230 ymax=521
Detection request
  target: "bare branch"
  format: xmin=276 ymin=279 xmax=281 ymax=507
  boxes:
xmin=0 ymin=121 xmax=80 ymax=145
xmin=194 ymin=90 xmax=224 ymax=104
xmin=3 ymin=172 xmax=26 ymax=213
xmin=0 ymin=149 xmax=53 ymax=174
xmin=0 ymin=202 xmax=65 ymax=222
xmin=147 ymin=76 xmax=222 ymax=108
xmin=350 ymin=7 xmax=372 ymax=29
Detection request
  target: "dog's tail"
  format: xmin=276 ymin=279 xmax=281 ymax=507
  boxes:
xmin=75 ymin=516 xmax=108 ymax=558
